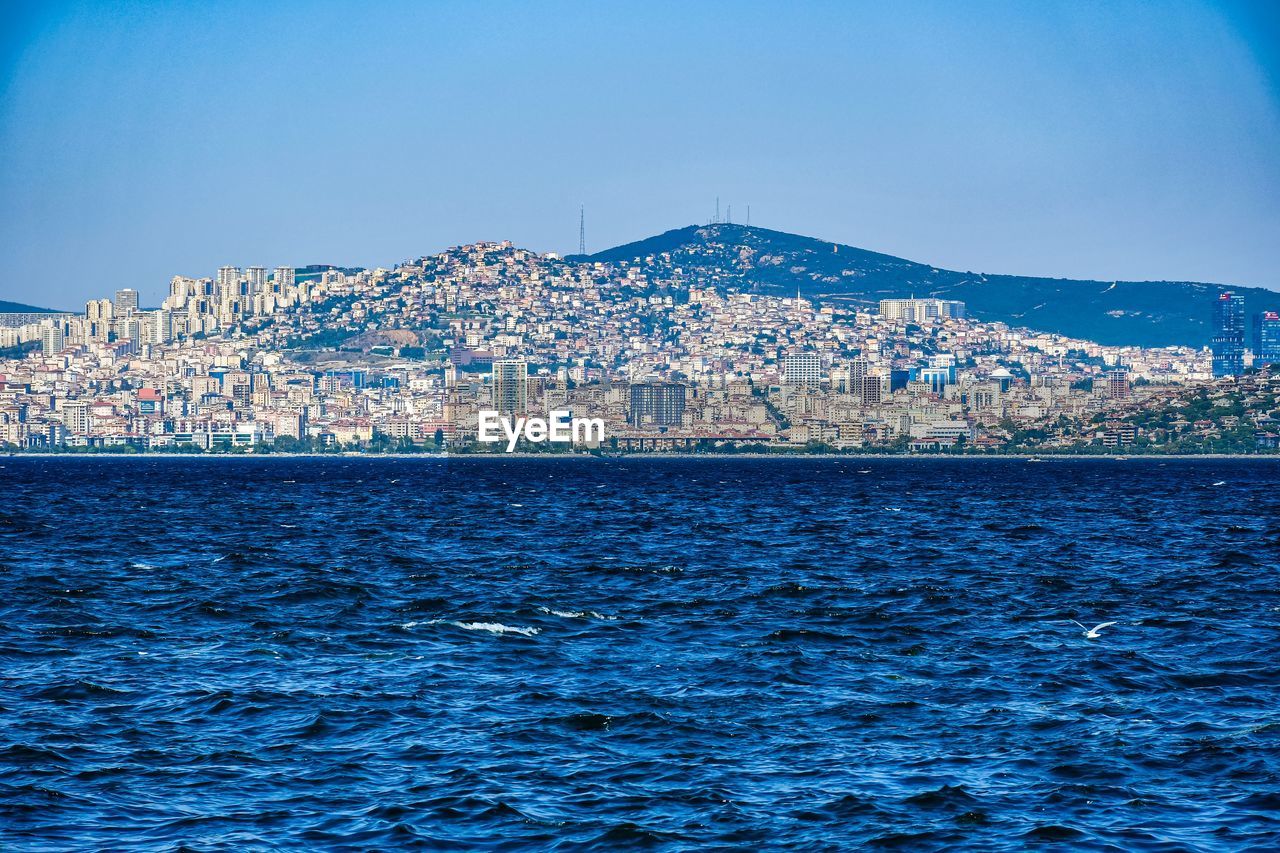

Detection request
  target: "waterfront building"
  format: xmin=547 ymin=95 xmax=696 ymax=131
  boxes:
xmin=491 ymin=360 xmax=528 ymax=414
xmin=629 ymin=382 xmax=687 ymax=427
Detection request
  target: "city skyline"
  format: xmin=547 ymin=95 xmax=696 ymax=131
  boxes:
xmin=3 ymin=0 xmax=1280 ymax=307
xmin=6 ymin=5 xmax=1280 ymax=849
xmin=6 ymin=236 xmax=1280 ymax=456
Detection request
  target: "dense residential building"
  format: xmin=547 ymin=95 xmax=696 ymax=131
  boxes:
xmin=782 ymin=352 xmax=823 ymax=386
xmin=1 ymin=239 xmax=1265 ymax=455
xmin=629 ymin=382 xmax=687 ymax=427
xmin=1107 ymin=369 xmax=1131 ymax=400
xmin=491 ymin=360 xmax=528 ymax=414
xmin=40 ymin=321 xmax=64 ymax=354
xmin=114 ymin=288 xmax=139 ymax=315
xmin=879 ymin=298 xmax=966 ymax=323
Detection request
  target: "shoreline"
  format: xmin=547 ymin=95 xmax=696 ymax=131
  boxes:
xmin=5 ymin=452 xmax=1280 ymax=461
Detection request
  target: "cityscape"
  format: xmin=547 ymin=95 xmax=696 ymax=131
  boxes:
xmin=1 ymin=226 xmax=1278 ymax=455
xmin=5 ymin=3 xmax=1280 ymax=850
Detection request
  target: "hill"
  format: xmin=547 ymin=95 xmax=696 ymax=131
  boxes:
xmin=0 ymin=300 xmax=61 ymax=314
xmin=574 ymin=224 xmax=1276 ymax=348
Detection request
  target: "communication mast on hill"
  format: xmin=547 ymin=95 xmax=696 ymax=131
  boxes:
xmin=578 ymin=206 xmax=586 ymax=255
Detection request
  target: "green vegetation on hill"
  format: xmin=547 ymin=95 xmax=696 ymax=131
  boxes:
xmin=0 ymin=300 xmax=61 ymax=313
xmin=579 ymin=224 xmax=1277 ymax=348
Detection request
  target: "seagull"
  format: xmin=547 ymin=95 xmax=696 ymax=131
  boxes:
xmin=1071 ymin=620 xmax=1117 ymax=639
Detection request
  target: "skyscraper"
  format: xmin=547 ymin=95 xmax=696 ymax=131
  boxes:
xmin=629 ymin=382 xmax=687 ymax=426
xmin=1254 ymin=311 xmax=1280 ymax=366
xmin=491 ymin=360 xmax=528 ymax=414
xmin=1211 ymin=292 xmax=1245 ymax=377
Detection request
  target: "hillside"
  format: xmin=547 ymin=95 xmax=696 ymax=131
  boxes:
xmin=575 ymin=224 xmax=1276 ymax=348
xmin=0 ymin=300 xmax=61 ymax=314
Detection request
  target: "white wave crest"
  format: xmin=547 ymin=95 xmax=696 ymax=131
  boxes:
xmin=443 ymin=620 xmax=540 ymax=636
xmin=401 ymin=619 xmax=541 ymax=636
xmin=538 ymin=606 xmax=614 ymax=620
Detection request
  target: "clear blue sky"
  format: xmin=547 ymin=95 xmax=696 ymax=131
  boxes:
xmin=1 ymin=0 xmax=1278 ymax=308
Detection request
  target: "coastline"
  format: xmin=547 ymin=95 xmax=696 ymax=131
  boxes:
xmin=6 ymin=451 xmax=1280 ymax=461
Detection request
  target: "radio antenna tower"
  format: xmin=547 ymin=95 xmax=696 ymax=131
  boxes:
xmin=578 ymin=205 xmax=586 ymax=255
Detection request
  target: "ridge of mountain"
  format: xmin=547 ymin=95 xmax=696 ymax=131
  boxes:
xmin=573 ymin=224 xmax=1274 ymax=348
xmin=0 ymin=300 xmax=63 ymax=314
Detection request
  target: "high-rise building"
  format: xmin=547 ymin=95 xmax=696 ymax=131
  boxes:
xmin=846 ymin=356 xmax=884 ymax=404
xmin=1254 ymin=311 xmax=1280 ymax=366
xmin=245 ymin=267 xmax=268 ymax=295
xmin=114 ymin=288 xmax=139 ymax=316
xmin=60 ymin=400 xmax=90 ymax=434
xmin=148 ymin=310 xmax=173 ymax=344
xmin=40 ymin=320 xmax=64 ymax=354
xmin=86 ymin=299 xmax=113 ymax=340
xmin=491 ymin=360 xmax=528 ymax=414
xmin=1211 ymin=292 xmax=1245 ymax=377
xmin=217 ymin=266 xmax=241 ymax=294
xmin=879 ymin=298 xmax=966 ymax=323
xmin=919 ymin=367 xmax=952 ymax=395
xmin=1107 ymin=369 xmax=1131 ymax=400
xmin=782 ymin=352 xmax=822 ymax=386
xmin=273 ymin=267 xmax=295 ymax=294
xmin=629 ymin=382 xmax=687 ymax=427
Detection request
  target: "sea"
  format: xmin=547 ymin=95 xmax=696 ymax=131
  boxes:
xmin=2 ymin=456 xmax=1279 ymax=851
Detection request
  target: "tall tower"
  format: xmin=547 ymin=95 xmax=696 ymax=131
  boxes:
xmin=578 ymin=206 xmax=586 ymax=255
xmin=1255 ymin=311 xmax=1280 ymax=366
xmin=491 ymin=360 xmax=529 ymax=415
xmin=1211 ymin=292 xmax=1245 ymax=377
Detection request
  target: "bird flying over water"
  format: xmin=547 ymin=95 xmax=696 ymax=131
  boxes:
xmin=1071 ymin=620 xmax=1117 ymax=639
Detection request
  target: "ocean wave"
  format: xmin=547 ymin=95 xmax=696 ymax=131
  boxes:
xmin=537 ymin=606 xmax=614 ymax=620
xmin=6 ymin=457 xmax=1280 ymax=849
xmin=402 ymin=619 xmax=540 ymax=636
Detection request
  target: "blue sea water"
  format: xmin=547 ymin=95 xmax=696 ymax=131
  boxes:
xmin=2 ymin=456 xmax=1279 ymax=851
